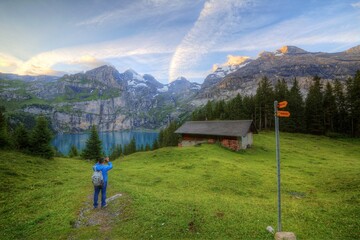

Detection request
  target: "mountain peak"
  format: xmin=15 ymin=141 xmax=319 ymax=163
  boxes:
xmin=125 ymin=68 xmax=139 ymax=75
xmin=123 ymin=68 xmax=145 ymax=82
xmin=175 ymin=76 xmax=188 ymax=82
xmin=277 ymin=46 xmax=308 ymax=55
xmin=346 ymin=45 xmax=360 ymax=54
xmin=85 ymin=65 xmax=116 ymax=74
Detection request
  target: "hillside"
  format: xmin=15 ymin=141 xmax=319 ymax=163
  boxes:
xmin=1 ymin=132 xmax=359 ymax=239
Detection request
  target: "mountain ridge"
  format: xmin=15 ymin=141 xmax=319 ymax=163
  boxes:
xmin=0 ymin=65 xmax=198 ymax=132
xmin=194 ymin=45 xmax=360 ymax=104
xmin=1 ymin=45 xmax=360 ymax=132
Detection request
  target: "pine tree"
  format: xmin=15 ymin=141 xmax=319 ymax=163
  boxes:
xmin=157 ymin=121 xmax=180 ymax=147
xmin=214 ymin=100 xmax=226 ymax=119
xmin=158 ymin=129 xmax=164 ymax=147
xmin=286 ymin=78 xmax=305 ymax=132
xmin=54 ymin=146 xmax=64 ymax=157
xmin=30 ymin=115 xmax=54 ymax=159
xmin=0 ymin=106 xmax=11 ymax=149
xmin=205 ymin=101 xmax=214 ymax=120
xmin=131 ymin=137 xmax=137 ymax=153
xmin=152 ymin=139 xmax=159 ymax=150
xmin=346 ymin=70 xmax=360 ymax=136
xmin=111 ymin=144 xmax=123 ymax=159
xmin=242 ymin=95 xmax=256 ymax=120
xmin=192 ymin=108 xmax=206 ymax=120
xmin=81 ymin=125 xmax=103 ymax=160
xmin=256 ymin=77 xmax=274 ymax=130
xmin=14 ymin=123 xmax=30 ymax=151
xmin=227 ymin=94 xmax=243 ymax=120
xmin=323 ymin=82 xmax=337 ymax=133
xmin=333 ymin=79 xmax=348 ymax=133
xmin=124 ymin=137 xmax=137 ymax=155
xmin=305 ymin=76 xmax=324 ymax=135
xmin=123 ymin=143 xmax=129 ymax=155
xmin=68 ymin=145 xmax=79 ymax=158
xmin=274 ymin=79 xmax=289 ymax=101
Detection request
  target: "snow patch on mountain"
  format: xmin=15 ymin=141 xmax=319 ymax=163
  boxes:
xmin=275 ymin=46 xmax=308 ymax=55
xmin=212 ymin=61 xmax=251 ymax=78
xmin=158 ymin=86 xmax=168 ymax=92
xmin=191 ymin=83 xmax=201 ymax=90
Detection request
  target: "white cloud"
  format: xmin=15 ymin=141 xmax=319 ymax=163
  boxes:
xmin=0 ymin=53 xmax=23 ymax=71
xmin=0 ymin=29 xmax=183 ymax=76
xmin=77 ymin=0 xmax=201 ymax=27
xmin=169 ymin=0 xmax=360 ymax=82
xmin=351 ymin=1 xmax=360 ymax=8
xmin=215 ymin=10 xmax=360 ymax=53
xmin=169 ymin=0 xmax=257 ymax=82
xmin=212 ymin=55 xmax=250 ymax=71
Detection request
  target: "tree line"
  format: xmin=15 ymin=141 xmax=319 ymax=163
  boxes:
xmin=0 ymin=105 xmax=171 ymax=160
xmin=0 ymin=112 xmax=162 ymax=160
xmin=192 ymin=71 xmax=360 ymax=137
xmin=87 ymin=121 xmax=180 ymax=160
xmin=0 ymin=110 xmax=54 ymax=158
xmin=74 ymin=125 xmax=162 ymax=161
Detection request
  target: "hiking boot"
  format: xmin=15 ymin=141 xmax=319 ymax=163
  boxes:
xmin=101 ymin=204 xmax=108 ymax=208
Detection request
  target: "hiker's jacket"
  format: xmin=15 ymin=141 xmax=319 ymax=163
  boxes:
xmin=93 ymin=162 xmax=113 ymax=183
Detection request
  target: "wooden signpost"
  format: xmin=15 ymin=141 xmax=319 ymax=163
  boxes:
xmin=277 ymin=111 xmax=290 ymax=117
xmin=274 ymin=100 xmax=290 ymax=232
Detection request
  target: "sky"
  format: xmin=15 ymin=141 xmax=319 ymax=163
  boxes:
xmin=0 ymin=0 xmax=359 ymax=84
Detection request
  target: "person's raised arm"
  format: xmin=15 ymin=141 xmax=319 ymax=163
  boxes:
xmin=104 ymin=157 xmax=113 ymax=171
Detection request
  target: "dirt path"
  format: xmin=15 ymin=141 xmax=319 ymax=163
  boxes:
xmin=73 ymin=193 xmax=125 ymax=231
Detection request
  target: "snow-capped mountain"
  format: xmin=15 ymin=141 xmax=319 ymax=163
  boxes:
xmin=196 ymin=45 xmax=360 ymax=103
xmin=201 ymin=56 xmax=253 ymax=90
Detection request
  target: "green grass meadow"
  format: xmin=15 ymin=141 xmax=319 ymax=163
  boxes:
xmin=1 ymin=132 xmax=359 ymax=239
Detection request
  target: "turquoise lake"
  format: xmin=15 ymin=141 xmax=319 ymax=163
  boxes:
xmin=52 ymin=131 xmax=159 ymax=155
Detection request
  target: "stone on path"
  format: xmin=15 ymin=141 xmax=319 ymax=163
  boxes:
xmin=106 ymin=193 xmax=122 ymax=203
xmin=275 ymin=232 xmax=297 ymax=240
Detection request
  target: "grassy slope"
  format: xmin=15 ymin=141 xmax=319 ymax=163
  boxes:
xmin=0 ymin=152 xmax=90 ymax=239
xmin=1 ymin=132 xmax=359 ymax=239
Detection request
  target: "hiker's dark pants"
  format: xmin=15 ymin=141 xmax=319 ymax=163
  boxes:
xmin=94 ymin=182 xmax=107 ymax=208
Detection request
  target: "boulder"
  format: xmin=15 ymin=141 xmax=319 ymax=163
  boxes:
xmin=275 ymin=232 xmax=296 ymax=240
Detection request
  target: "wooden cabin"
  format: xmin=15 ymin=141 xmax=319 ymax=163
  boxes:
xmin=175 ymin=120 xmax=257 ymax=151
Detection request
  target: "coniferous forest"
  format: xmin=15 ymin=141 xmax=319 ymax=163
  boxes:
xmin=192 ymin=71 xmax=360 ymax=137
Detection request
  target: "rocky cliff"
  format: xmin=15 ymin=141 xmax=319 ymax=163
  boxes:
xmin=1 ymin=65 xmax=199 ymax=132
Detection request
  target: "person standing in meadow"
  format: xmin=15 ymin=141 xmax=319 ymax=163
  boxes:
xmin=93 ymin=157 xmax=113 ymax=208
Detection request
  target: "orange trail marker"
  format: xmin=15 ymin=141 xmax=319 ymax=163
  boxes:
xmin=277 ymin=111 xmax=290 ymax=117
xmin=277 ymin=101 xmax=288 ymax=109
